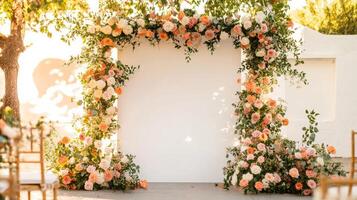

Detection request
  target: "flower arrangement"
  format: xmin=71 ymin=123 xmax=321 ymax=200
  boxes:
xmin=47 ymin=2 xmax=346 ymax=194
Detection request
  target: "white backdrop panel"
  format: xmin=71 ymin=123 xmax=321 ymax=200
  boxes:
xmin=117 ymin=40 xmax=240 ymax=182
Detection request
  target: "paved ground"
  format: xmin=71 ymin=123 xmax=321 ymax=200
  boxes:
xmin=24 ymin=183 xmax=311 ymax=200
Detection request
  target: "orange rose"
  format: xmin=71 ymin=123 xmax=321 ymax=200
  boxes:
xmin=178 ymin=11 xmax=185 ymax=21
xmin=99 ymin=122 xmax=109 ymax=132
xmin=62 ymin=175 xmax=72 ymax=185
xmin=145 ymin=30 xmax=154 ymax=38
xmin=254 ymin=87 xmax=262 ymax=94
xmin=247 ymin=147 xmax=255 ymax=154
xmin=100 ymin=38 xmax=115 ymax=47
xmin=200 ymin=15 xmax=210 ymax=25
xmin=58 ymin=155 xmax=68 ymax=165
xmin=138 ymin=28 xmax=147 ymax=37
xmin=60 ymin=136 xmax=70 ymax=145
xmin=327 ymin=145 xmax=336 ymax=154
xmin=139 ymin=180 xmax=148 ymax=189
xmin=245 ymin=81 xmax=256 ymax=92
xmin=104 ymin=170 xmax=113 ymax=182
xmin=115 ymin=87 xmax=122 ymax=95
xmin=259 ymin=133 xmax=268 ymax=142
xmin=89 ymin=172 xmax=98 ymax=183
xmin=295 ymin=182 xmax=303 ymax=190
xmin=246 ymin=95 xmax=256 ymax=104
xmin=159 ymin=32 xmax=169 ymax=41
xmin=254 ymin=181 xmax=264 ymax=191
xmin=282 ymin=118 xmax=289 ymax=126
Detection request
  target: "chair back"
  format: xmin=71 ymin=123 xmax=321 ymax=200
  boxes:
xmin=352 ymin=130 xmax=357 ymax=173
xmin=16 ymin=123 xmax=46 ymax=187
xmin=319 ymin=176 xmax=357 ymax=200
xmin=0 ymin=139 xmax=19 ymax=199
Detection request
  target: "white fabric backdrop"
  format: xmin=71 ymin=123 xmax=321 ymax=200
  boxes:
xmin=117 ymin=40 xmax=240 ymax=182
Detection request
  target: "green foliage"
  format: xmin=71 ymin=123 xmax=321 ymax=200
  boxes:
xmin=0 ymin=0 xmax=88 ymax=37
xmin=292 ymin=0 xmax=357 ymax=34
xmin=302 ymin=110 xmax=319 ymax=146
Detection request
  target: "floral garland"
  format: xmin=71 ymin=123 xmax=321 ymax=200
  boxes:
xmin=48 ymin=6 xmax=346 ymax=194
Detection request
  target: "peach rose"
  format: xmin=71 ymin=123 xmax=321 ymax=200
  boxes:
xmin=188 ymin=17 xmax=198 ymax=28
xmin=258 ymin=62 xmax=266 ymax=69
xmin=231 ymin=25 xmax=242 ymax=36
xmin=204 ymin=29 xmax=215 ymax=40
xmin=88 ymin=172 xmax=98 ymax=183
xmin=0 ymin=119 xmax=5 ymax=129
xmin=305 ymin=170 xmax=316 ymax=178
xmin=239 ymin=179 xmax=249 ymax=187
xmin=251 ymin=112 xmax=261 ymax=124
xmin=84 ymin=181 xmax=93 ymax=190
xmin=178 ymin=11 xmax=185 ymax=21
xmin=259 ymin=133 xmax=268 ymax=142
xmin=245 ymin=81 xmax=256 ymax=92
xmin=303 ymin=189 xmax=312 ymax=196
xmin=104 ymin=170 xmax=113 ymax=182
xmin=289 ymin=168 xmax=299 ymax=178
xmin=254 ymin=181 xmax=264 ymax=191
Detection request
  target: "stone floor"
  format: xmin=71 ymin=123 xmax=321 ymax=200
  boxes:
xmin=24 ymin=158 xmax=350 ymax=200
xmin=26 ymin=183 xmax=311 ymax=200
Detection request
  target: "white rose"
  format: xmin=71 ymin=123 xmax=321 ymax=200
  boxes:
xmin=95 ymin=172 xmax=105 ymax=185
xmin=220 ymin=31 xmax=229 ymax=40
xmin=88 ymin=79 xmax=97 ymax=88
xmin=250 ymin=165 xmax=261 ymax=175
xmin=108 ymin=16 xmax=118 ymax=26
xmin=117 ymin=19 xmax=128 ymax=29
xmin=104 ymin=50 xmax=111 ymax=58
xmin=256 ymin=49 xmax=266 ymax=57
xmin=106 ymin=106 xmax=116 ymax=115
xmin=107 ymin=77 xmax=116 ymax=85
xmin=69 ymin=157 xmax=75 ymax=165
xmin=94 ymin=140 xmax=102 ymax=149
xmin=317 ymin=157 xmax=324 ymax=166
xmin=242 ymin=173 xmax=253 ymax=181
xmin=104 ymin=117 xmax=112 ymax=125
xmin=102 ymin=91 xmax=112 ymax=100
xmin=163 ymin=21 xmax=175 ymax=32
xmin=95 ymin=25 xmax=101 ymax=32
xmin=121 ymin=155 xmax=129 ymax=163
xmin=198 ymin=23 xmax=206 ymax=32
xmin=181 ymin=16 xmax=190 ymax=26
xmin=83 ymin=157 xmax=89 ymax=163
xmin=96 ymin=80 xmax=106 ymax=89
xmin=106 ymin=86 xmax=115 ymax=96
xmin=99 ymin=159 xmax=111 ymax=170
xmin=105 ymin=147 xmax=113 ymax=154
xmin=93 ymin=90 xmax=102 ymax=99
xmin=243 ymin=20 xmax=252 ymax=29
xmin=60 ymin=169 xmax=69 ymax=176
xmin=87 ymin=25 xmax=96 ymax=34
xmin=240 ymin=37 xmax=250 ymax=46
xmin=136 ymin=18 xmax=145 ymax=27
xmin=294 ymin=152 xmax=302 ymax=159
xmin=255 ymin=11 xmax=266 ymax=24
xmin=123 ymin=25 xmax=133 ymax=35
xmin=101 ymin=25 xmax=112 ymax=35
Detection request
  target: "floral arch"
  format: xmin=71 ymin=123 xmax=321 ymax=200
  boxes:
xmin=49 ymin=5 xmax=345 ymax=195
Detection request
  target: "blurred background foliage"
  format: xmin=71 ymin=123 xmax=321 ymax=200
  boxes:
xmin=292 ymin=0 xmax=357 ymax=35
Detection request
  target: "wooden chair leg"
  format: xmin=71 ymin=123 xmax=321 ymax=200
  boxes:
xmin=349 ymin=170 xmax=354 ymax=195
xmin=53 ymin=187 xmax=58 ymax=200
xmin=42 ymin=191 xmax=46 ymax=200
xmin=27 ymin=191 xmax=31 ymax=200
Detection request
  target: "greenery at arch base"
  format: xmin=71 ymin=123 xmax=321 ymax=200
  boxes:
xmin=47 ymin=1 xmax=346 ymax=194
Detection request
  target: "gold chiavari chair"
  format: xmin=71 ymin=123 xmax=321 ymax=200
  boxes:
xmin=319 ymin=176 xmax=357 ymax=200
xmin=16 ymin=124 xmax=59 ymax=200
xmin=0 ymin=142 xmax=19 ymax=200
xmin=349 ymin=130 xmax=357 ymax=195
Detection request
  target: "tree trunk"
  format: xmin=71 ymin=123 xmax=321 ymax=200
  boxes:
xmin=1 ymin=63 xmax=20 ymax=119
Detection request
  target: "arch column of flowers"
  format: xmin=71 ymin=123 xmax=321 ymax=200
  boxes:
xmin=47 ymin=4 xmax=345 ymax=194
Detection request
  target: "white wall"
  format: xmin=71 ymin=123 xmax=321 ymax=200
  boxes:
xmin=283 ymin=27 xmax=357 ymax=157
xmin=117 ymin=40 xmax=240 ymax=182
